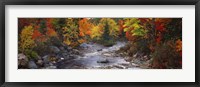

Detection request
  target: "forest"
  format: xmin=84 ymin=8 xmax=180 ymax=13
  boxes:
xmin=18 ymin=18 xmax=182 ymax=69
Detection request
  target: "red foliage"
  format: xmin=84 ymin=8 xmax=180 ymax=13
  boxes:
xmin=46 ymin=18 xmax=54 ymax=29
xmin=138 ymin=18 xmax=149 ymax=23
xmin=156 ymin=33 xmax=162 ymax=44
xmin=118 ymin=20 xmax=124 ymax=36
xmin=126 ymin=30 xmax=135 ymax=41
xmin=32 ymin=29 xmax=42 ymax=39
xmin=19 ymin=19 xmax=31 ymax=29
xmin=155 ymin=21 xmax=165 ymax=32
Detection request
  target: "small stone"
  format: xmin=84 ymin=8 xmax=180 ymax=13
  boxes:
xmin=36 ymin=60 xmax=43 ymax=66
xmin=97 ymin=59 xmax=109 ymax=63
xmin=28 ymin=61 xmax=38 ymax=69
xmin=97 ymin=49 xmax=102 ymax=51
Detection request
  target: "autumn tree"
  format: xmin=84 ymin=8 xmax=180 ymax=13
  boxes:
xmin=90 ymin=24 xmax=103 ymax=40
xmin=99 ymin=18 xmax=119 ymax=38
xmin=62 ymin=18 xmax=80 ymax=47
xmin=19 ymin=25 xmax=36 ymax=53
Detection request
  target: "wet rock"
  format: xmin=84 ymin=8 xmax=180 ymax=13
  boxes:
xmin=68 ymin=47 xmax=72 ymax=50
xmin=97 ymin=59 xmax=109 ymax=63
xmin=97 ymin=49 xmax=102 ymax=51
xmin=42 ymin=55 xmax=50 ymax=64
xmin=49 ymin=46 xmax=60 ymax=53
xmin=62 ymin=52 xmax=69 ymax=58
xmin=72 ymin=49 xmax=80 ymax=55
xmin=36 ymin=59 xmax=43 ymax=66
xmin=37 ymin=56 xmax=42 ymax=60
xmin=28 ymin=61 xmax=38 ymax=69
xmin=80 ymin=43 xmax=88 ymax=48
xmin=59 ymin=46 xmax=65 ymax=51
xmin=49 ymin=62 xmax=54 ymax=66
xmin=18 ymin=53 xmax=29 ymax=68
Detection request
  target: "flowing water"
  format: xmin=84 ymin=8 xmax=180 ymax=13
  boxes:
xmin=61 ymin=41 xmax=140 ymax=69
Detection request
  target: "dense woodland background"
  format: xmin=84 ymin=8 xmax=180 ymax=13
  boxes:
xmin=18 ymin=18 xmax=182 ymax=69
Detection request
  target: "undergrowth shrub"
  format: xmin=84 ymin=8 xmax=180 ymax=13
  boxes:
xmin=151 ymin=41 xmax=182 ymax=69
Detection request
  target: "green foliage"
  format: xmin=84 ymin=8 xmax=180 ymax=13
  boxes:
xmin=39 ymin=20 xmax=47 ymax=34
xmin=99 ymin=18 xmax=119 ymax=38
xmin=100 ymin=20 xmax=116 ymax=47
xmin=63 ymin=18 xmax=80 ymax=47
xmin=24 ymin=49 xmax=39 ymax=60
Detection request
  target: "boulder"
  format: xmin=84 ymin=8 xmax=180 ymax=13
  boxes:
xmin=28 ymin=61 xmax=38 ymax=69
xmin=62 ymin=52 xmax=69 ymax=58
xmin=71 ymin=49 xmax=80 ymax=55
xmin=97 ymin=59 xmax=109 ymax=63
xmin=97 ymin=49 xmax=102 ymax=51
xmin=59 ymin=46 xmax=65 ymax=51
xmin=36 ymin=59 xmax=43 ymax=66
xmin=80 ymin=43 xmax=88 ymax=48
xmin=42 ymin=55 xmax=50 ymax=64
xmin=18 ymin=53 xmax=28 ymax=68
xmin=18 ymin=53 xmax=27 ymax=60
xmin=49 ymin=46 xmax=60 ymax=54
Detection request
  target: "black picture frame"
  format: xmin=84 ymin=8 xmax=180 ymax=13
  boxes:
xmin=0 ymin=0 xmax=199 ymax=87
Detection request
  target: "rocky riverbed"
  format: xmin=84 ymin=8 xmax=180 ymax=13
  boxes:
xmin=18 ymin=41 xmax=143 ymax=69
xmin=58 ymin=41 xmax=141 ymax=69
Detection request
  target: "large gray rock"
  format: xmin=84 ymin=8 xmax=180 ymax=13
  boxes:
xmin=18 ymin=53 xmax=28 ymax=68
xmin=28 ymin=61 xmax=38 ymax=69
xmin=49 ymin=46 xmax=60 ymax=53
xmin=42 ymin=55 xmax=50 ymax=64
xmin=80 ymin=43 xmax=88 ymax=48
xmin=72 ymin=49 xmax=80 ymax=55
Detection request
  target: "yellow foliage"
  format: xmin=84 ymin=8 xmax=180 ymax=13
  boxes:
xmin=90 ymin=25 xmax=103 ymax=39
xmin=99 ymin=18 xmax=119 ymax=37
xmin=63 ymin=38 xmax=71 ymax=45
xmin=19 ymin=25 xmax=35 ymax=52
xmin=78 ymin=39 xmax=86 ymax=43
xmin=62 ymin=18 xmax=80 ymax=47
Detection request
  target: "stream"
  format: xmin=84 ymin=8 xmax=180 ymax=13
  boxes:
xmin=60 ymin=41 xmax=140 ymax=69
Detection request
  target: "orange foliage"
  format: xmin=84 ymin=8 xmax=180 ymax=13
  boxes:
xmin=118 ymin=20 xmax=124 ymax=36
xmin=86 ymin=31 xmax=91 ymax=35
xmin=46 ymin=28 xmax=57 ymax=37
xmin=176 ymin=39 xmax=182 ymax=57
xmin=79 ymin=32 xmax=84 ymax=37
xmin=32 ymin=29 xmax=42 ymax=39
xmin=78 ymin=18 xmax=93 ymax=36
